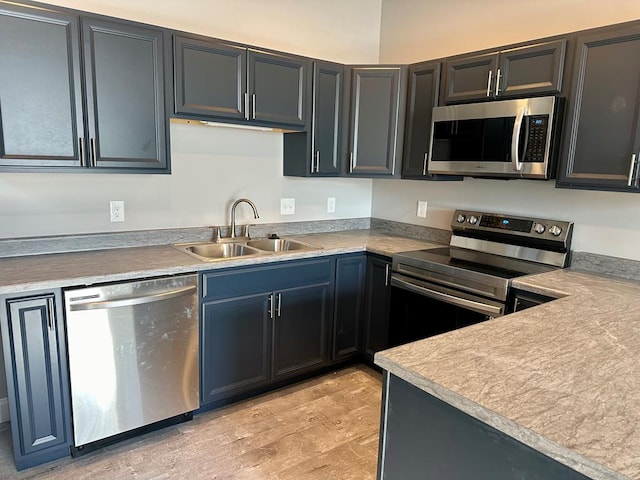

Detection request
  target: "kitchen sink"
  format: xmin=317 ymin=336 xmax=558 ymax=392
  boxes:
xmin=173 ymin=237 xmax=319 ymax=262
xmin=246 ymin=238 xmax=316 ymax=252
xmin=175 ymin=242 xmax=264 ymax=261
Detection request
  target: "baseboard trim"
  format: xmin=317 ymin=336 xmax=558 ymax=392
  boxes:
xmin=0 ymin=397 xmax=9 ymax=424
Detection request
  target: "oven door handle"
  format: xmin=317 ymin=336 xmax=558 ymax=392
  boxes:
xmin=390 ymin=275 xmax=503 ymax=317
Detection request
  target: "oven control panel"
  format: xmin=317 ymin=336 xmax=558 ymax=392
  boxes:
xmin=452 ymin=210 xmax=573 ymax=242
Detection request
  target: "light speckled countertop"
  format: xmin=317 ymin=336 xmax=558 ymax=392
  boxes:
xmin=0 ymin=230 xmax=439 ymax=294
xmin=375 ymin=269 xmax=640 ymax=480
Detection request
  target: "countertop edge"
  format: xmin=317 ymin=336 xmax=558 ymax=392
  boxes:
xmin=374 ymin=355 xmax=629 ymax=480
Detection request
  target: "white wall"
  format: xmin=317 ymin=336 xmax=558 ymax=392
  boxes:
xmin=379 ymin=0 xmax=640 ymax=63
xmin=0 ymin=123 xmax=372 ymax=237
xmin=376 ymin=0 xmax=640 ymax=260
xmin=0 ymin=0 xmax=381 ymax=240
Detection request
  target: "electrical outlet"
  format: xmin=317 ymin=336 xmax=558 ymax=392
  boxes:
xmin=280 ymin=198 xmax=295 ymax=215
xmin=417 ymin=200 xmax=428 ymax=218
xmin=327 ymin=197 xmax=336 ymax=213
xmin=110 ymin=201 xmax=125 ymax=222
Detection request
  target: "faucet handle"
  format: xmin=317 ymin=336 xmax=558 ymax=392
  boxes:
xmin=212 ymin=226 xmax=222 ymax=242
xmin=244 ymin=224 xmax=254 ymax=239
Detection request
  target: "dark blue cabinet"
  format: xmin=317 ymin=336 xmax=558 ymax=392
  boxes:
xmin=283 ymin=60 xmax=345 ymax=176
xmin=378 ymin=373 xmax=591 ymax=480
xmin=273 ymin=283 xmax=331 ymax=379
xmin=0 ymin=3 xmax=168 ymax=172
xmin=0 ymin=291 xmax=72 ymax=470
xmin=332 ymin=254 xmax=366 ymax=361
xmin=201 ymin=293 xmax=272 ymax=404
xmin=363 ymin=255 xmax=392 ymax=361
xmin=200 ymin=258 xmax=334 ymax=405
xmin=173 ymin=34 xmax=311 ymax=128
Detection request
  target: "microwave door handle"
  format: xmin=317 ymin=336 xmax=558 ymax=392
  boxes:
xmin=511 ymin=107 xmax=527 ymax=171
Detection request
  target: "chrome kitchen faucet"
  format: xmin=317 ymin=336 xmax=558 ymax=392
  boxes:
xmin=229 ymin=198 xmax=260 ymax=239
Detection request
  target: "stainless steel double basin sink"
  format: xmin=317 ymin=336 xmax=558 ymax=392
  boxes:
xmin=173 ymin=237 xmax=319 ymax=262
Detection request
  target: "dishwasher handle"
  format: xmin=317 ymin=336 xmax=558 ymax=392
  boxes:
xmin=69 ymin=285 xmax=197 ymax=311
xmin=390 ymin=274 xmax=504 ymax=317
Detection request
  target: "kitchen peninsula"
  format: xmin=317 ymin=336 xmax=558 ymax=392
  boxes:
xmin=376 ymin=268 xmax=640 ymax=480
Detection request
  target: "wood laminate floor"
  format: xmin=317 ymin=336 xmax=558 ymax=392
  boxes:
xmin=0 ymin=365 xmax=382 ymax=479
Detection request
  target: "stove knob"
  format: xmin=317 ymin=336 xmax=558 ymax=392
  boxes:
xmin=468 ymin=215 xmax=478 ymax=225
xmin=456 ymin=214 xmax=466 ymax=223
xmin=534 ymin=223 xmax=546 ymax=234
xmin=549 ymin=225 xmax=563 ymax=236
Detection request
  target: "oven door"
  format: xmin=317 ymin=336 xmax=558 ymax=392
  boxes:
xmin=388 ymin=273 xmax=505 ymax=347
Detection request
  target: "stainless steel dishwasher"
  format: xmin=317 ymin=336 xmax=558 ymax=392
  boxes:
xmin=64 ymin=274 xmax=199 ymax=450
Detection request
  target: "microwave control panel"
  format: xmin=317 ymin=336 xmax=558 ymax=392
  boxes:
xmin=525 ymin=115 xmax=549 ymax=162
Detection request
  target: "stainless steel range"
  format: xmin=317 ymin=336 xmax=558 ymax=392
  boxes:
xmin=388 ymin=210 xmax=572 ymax=345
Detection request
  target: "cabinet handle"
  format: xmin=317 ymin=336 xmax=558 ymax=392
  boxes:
xmin=627 ymin=153 xmax=637 ymax=187
xmin=385 ymin=263 xmax=390 ymax=287
xmin=349 ymin=152 xmax=355 ymax=173
xmin=422 ymin=152 xmax=428 ymax=176
xmin=495 ymin=68 xmax=502 ymax=96
xmin=79 ymin=138 xmax=86 ymax=167
xmin=486 ymin=70 xmax=493 ymax=97
xmin=276 ymin=293 xmax=282 ymax=317
xmin=244 ymin=92 xmax=250 ymax=120
xmin=315 ymin=151 xmax=320 ymax=173
xmin=46 ymin=297 xmax=55 ymax=330
xmin=90 ymin=138 xmax=97 ymax=167
xmin=252 ymin=93 xmax=256 ymax=119
xmin=268 ymin=294 xmax=275 ymax=319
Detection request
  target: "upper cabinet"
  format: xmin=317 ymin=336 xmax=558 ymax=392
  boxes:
xmin=283 ymin=60 xmax=344 ymax=176
xmin=444 ymin=40 xmax=567 ymax=103
xmin=0 ymin=3 xmax=168 ymax=172
xmin=174 ymin=36 xmax=247 ymax=121
xmin=401 ymin=60 xmax=462 ymax=181
xmin=173 ymin=34 xmax=311 ymax=128
xmin=557 ymin=25 xmax=640 ymax=192
xmin=345 ymin=66 xmax=408 ymax=177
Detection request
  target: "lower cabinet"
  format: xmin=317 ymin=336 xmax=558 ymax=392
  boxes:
xmin=363 ymin=255 xmax=392 ymax=361
xmin=200 ymin=258 xmax=334 ymax=405
xmin=201 ymin=293 xmax=272 ymax=404
xmin=273 ymin=283 xmax=331 ymax=380
xmin=332 ymin=254 xmax=367 ymax=362
xmin=378 ymin=373 xmax=591 ymax=479
xmin=200 ymin=253 xmax=394 ymax=406
xmin=0 ymin=291 xmax=72 ymax=471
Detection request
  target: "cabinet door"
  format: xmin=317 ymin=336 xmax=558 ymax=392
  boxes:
xmin=1 ymin=293 xmax=72 ymax=470
xmin=273 ymin=284 xmax=331 ymax=380
xmin=312 ymin=61 xmax=344 ymax=175
xmin=444 ymin=53 xmax=497 ymax=103
xmin=248 ymin=50 xmax=310 ymax=127
xmin=332 ymin=254 xmax=366 ymax=362
xmin=0 ymin=4 xmax=84 ymax=168
xmin=201 ymin=293 xmax=271 ymax=404
xmin=82 ymin=18 xmax=167 ymax=170
xmin=173 ymin=35 xmax=247 ymax=120
xmin=402 ymin=60 xmax=462 ymax=181
xmin=347 ymin=66 xmax=407 ymax=176
xmin=283 ymin=61 xmax=343 ymax=177
xmin=498 ymin=40 xmax=566 ymax=98
xmin=363 ymin=256 xmax=392 ymax=361
xmin=558 ymin=26 xmax=640 ymax=191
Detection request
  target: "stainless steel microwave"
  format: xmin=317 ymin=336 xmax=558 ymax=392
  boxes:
xmin=427 ymin=96 xmax=563 ymax=179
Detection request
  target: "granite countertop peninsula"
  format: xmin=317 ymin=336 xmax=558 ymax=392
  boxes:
xmin=0 ymin=229 xmax=440 ymax=294
xmin=375 ymin=269 xmax=640 ymax=480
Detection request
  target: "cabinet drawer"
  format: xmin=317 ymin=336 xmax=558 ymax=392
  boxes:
xmin=202 ymin=258 xmax=334 ymax=300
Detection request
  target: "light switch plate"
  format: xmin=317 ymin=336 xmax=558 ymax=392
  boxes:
xmin=327 ymin=197 xmax=336 ymax=213
xmin=281 ymin=198 xmax=295 ymax=215
xmin=417 ymin=200 xmax=428 ymax=218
